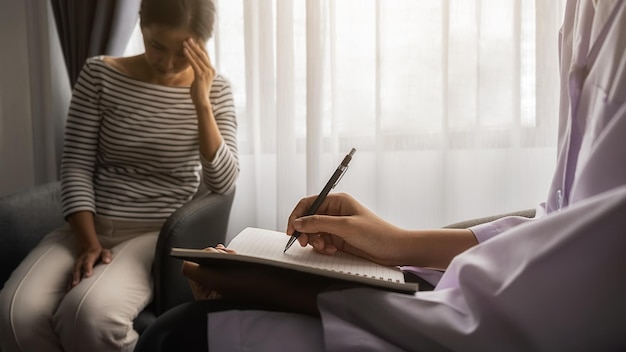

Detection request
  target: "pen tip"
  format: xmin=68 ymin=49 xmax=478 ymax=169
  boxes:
xmin=284 ymin=236 xmax=296 ymax=253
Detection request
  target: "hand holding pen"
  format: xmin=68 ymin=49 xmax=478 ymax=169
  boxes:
xmin=284 ymin=148 xmax=356 ymax=253
xmin=286 ymin=190 xmax=407 ymax=266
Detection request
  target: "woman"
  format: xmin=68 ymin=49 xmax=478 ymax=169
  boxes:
xmin=137 ymin=0 xmax=626 ymax=350
xmin=0 ymin=0 xmax=238 ymax=351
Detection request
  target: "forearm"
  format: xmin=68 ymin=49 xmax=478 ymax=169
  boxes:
xmin=390 ymin=228 xmax=478 ymax=270
xmin=67 ymin=211 xmax=100 ymax=251
xmin=290 ymin=194 xmax=479 ymax=270
xmin=195 ymin=101 xmax=223 ymax=161
xmin=195 ymin=89 xmax=239 ymax=193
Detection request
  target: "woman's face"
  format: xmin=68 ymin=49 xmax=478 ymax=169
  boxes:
xmin=141 ymin=24 xmax=196 ymax=80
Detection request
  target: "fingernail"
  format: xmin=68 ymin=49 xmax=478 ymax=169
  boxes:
xmin=325 ymin=246 xmax=337 ymax=254
xmin=293 ymin=219 xmax=303 ymax=230
xmin=313 ymin=238 xmax=324 ymax=249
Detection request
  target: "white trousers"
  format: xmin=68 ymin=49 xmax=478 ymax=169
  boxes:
xmin=0 ymin=216 xmax=162 ymax=352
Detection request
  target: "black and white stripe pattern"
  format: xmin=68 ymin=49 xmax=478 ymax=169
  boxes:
xmin=60 ymin=57 xmax=239 ymax=220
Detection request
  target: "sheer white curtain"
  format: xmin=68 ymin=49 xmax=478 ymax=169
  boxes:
xmin=0 ymin=0 xmax=69 ymax=196
xmin=126 ymin=0 xmax=566 ymax=242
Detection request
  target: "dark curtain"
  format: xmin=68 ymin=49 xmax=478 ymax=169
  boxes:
xmin=50 ymin=0 xmax=141 ymax=87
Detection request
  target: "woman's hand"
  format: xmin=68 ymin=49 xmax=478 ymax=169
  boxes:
xmin=287 ymin=193 xmax=407 ymax=266
xmin=182 ymin=37 xmax=224 ymax=161
xmin=183 ymin=38 xmax=215 ymax=108
xmin=67 ymin=211 xmax=111 ymax=289
xmin=70 ymin=245 xmax=111 ymax=289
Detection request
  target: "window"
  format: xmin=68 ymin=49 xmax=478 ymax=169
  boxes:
xmin=125 ymin=0 xmax=563 ymax=232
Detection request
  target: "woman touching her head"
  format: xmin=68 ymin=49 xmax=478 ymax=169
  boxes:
xmin=0 ymin=0 xmax=238 ymax=351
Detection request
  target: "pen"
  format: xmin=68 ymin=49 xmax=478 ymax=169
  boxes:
xmin=284 ymin=148 xmax=356 ymax=253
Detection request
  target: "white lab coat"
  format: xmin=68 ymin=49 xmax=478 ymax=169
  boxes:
xmin=207 ymin=1 xmax=626 ymax=350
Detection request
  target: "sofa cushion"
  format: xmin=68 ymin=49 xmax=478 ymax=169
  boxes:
xmin=0 ymin=182 xmax=64 ymax=288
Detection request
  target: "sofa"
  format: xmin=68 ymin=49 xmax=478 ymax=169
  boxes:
xmin=0 ymin=181 xmax=236 ymax=334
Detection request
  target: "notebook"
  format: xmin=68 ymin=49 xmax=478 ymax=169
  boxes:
xmin=171 ymin=227 xmax=418 ymax=293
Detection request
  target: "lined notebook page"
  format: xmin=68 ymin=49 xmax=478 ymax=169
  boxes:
xmin=228 ymin=227 xmax=405 ymax=283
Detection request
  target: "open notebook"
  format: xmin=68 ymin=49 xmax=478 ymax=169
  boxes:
xmin=171 ymin=227 xmax=418 ymax=293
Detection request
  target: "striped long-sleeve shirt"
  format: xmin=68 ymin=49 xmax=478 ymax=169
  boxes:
xmin=60 ymin=56 xmax=239 ymax=220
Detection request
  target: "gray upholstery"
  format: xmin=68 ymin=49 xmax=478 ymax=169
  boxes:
xmin=0 ymin=181 xmax=235 ymax=334
xmin=153 ymin=189 xmax=236 ymax=316
xmin=0 ymin=182 xmax=65 ymax=286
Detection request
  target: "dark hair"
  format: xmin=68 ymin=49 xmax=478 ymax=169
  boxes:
xmin=139 ymin=0 xmax=216 ymax=41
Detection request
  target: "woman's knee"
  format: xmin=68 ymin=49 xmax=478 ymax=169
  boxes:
xmin=54 ymin=289 xmax=139 ymax=352
xmin=0 ymin=284 xmax=60 ymax=351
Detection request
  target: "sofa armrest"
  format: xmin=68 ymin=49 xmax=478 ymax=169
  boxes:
xmin=443 ymin=208 xmax=536 ymax=229
xmin=152 ymin=188 xmax=236 ymax=315
xmin=0 ymin=181 xmax=64 ymax=287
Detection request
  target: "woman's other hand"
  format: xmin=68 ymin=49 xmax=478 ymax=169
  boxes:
xmin=183 ymin=38 xmax=215 ymax=108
